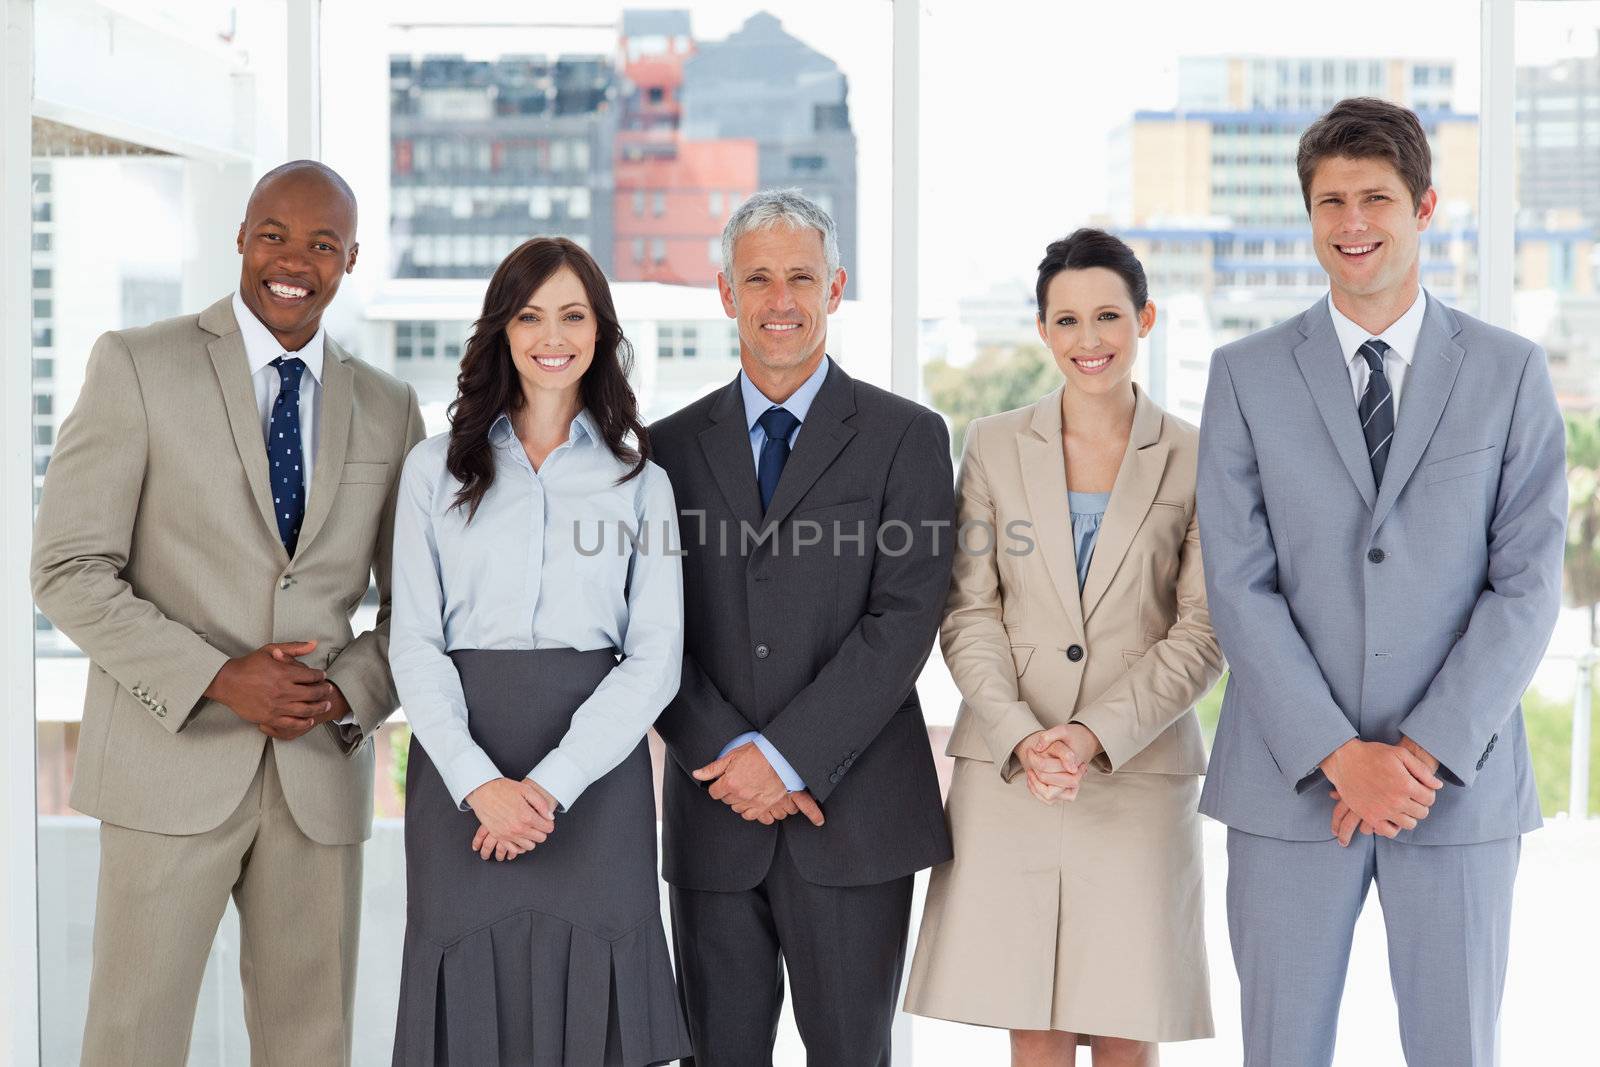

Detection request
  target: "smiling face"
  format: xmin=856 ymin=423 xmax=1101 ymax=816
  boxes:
xmin=235 ymin=169 xmax=358 ymax=352
xmin=1309 ymin=154 xmax=1436 ymax=315
xmin=1036 ymin=266 xmax=1154 ymax=398
xmin=718 ymin=224 xmax=845 ymax=389
xmin=504 ymin=265 xmax=597 ymax=403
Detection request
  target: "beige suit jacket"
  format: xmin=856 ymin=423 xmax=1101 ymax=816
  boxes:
xmin=942 ymin=384 xmax=1224 ymax=777
xmin=32 ymin=296 xmax=426 ymax=845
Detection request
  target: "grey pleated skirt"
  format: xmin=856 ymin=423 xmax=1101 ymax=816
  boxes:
xmin=393 ymin=647 xmax=692 ymax=1066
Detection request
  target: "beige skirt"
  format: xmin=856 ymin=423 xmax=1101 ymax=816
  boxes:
xmin=903 ymin=756 xmax=1212 ymax=1042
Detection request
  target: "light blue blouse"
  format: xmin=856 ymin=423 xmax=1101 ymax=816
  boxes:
xmin=388 ymin=410 xmax=684 ymax=812
xmin=1068 ymin=490 xmax=1111 ymax=590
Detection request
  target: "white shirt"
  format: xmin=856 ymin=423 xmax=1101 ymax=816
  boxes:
xmin=389 ymin=413 xmax=684 ymax=811
xmin=1326 ymin=288 xmax=1426 ymax=418
xmin=232 ymin=289 xmax=324 ymax=495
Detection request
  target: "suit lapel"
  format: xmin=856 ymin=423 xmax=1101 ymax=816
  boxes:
xmin=1371 ymin=295 xmax=1465 ymax=529
xmin=1017 ymin=389 xmax=1086 ymax=641
xmin=698 ymin=378 xmax=765 ymax=530
xmin=292 ymin=338 xmax=354 ymax=557
xmin=759 ymin=360 xmax=857 ymax=529
xmin=1293 ymin=300 xmax=1378 ymax=510
xmin=1080 ymin=386 xmax=1171 ymax=624
xmin=202 ymin=298 xmax=288 ymax=565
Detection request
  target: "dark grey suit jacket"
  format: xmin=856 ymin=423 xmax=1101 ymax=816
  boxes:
xmin=651 ymin=358 xmax=956 ymax=892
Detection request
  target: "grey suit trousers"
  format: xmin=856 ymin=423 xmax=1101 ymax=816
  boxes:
xmin=1226 ymin=828 xmax=1518 ymax=1067
xmin=81 ymin=746 xmax=361 ymax=1066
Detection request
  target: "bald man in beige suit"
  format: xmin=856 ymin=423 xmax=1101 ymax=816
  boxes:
xmin=31 ymin=162 xmax=425 ymax=1066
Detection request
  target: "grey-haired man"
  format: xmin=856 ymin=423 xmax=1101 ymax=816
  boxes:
xmin=651 ymin=189 xmax=956 ymax=1065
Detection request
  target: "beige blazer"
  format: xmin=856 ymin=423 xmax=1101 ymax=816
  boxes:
xmin=32 ymin=296 xmax=426 ymax=845
xmin=942 ymin=383 xmax=1224 ymax=777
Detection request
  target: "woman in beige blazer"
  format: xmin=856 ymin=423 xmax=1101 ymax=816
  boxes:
xmin=904 ymin=229 xmax=1225 ymax=1066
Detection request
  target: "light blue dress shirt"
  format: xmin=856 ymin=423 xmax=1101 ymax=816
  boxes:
xmin=1068 ymin=490 xmax=1111 ymax=590
xmin=389 ymin=409 xmax=684 ymax=811
xmin=716 ymin=356 xmax=833 ymax=792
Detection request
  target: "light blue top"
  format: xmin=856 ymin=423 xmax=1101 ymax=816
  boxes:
xmin=717 ymin=355 xmax=834 ymax=792
xmin=1068 ymin=490 xmax=1111 ymax=591
xmin=389 ymin=410 xmax=684 ymax=812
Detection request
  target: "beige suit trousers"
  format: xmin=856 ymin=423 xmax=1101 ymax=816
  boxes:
xmin=80 ymin=746 xmax=361 ymax=1066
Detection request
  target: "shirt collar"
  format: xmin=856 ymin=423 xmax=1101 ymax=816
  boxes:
xmin=1327 ymin=287 xmax=1426 ymax=370
xmin=489 ymin=407 xmax=598 ymax=448
xmin=740 ymin=355 xmax=832 ymax=434
xmin=232 ymin=289 xmax=325 ymax=385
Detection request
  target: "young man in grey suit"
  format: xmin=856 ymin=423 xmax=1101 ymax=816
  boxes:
xmin=651 ymin=189 xmax=955 ymax=1066
xmin=32 ymin=161 xmax=425 ymax=1065
xmin=1197 ymin=98 xmax=1567 ymax=1066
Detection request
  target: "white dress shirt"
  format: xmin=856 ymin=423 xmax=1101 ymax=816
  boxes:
xmin=231 ymin=289 xmax=323 ymax=496
xmin=389 ymin=411 xmax=684 ymax=812
xmin=1326 ymin=287 xmax=1426 ymax=418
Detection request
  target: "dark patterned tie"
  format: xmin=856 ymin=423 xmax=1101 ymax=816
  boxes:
xmin=268 ymin=356 xmax=307 ymax=555
xmin=756 ymin=406 xmax=801 ymax=513
xmin=1357 ymin=339 xmax=1395 ymax=489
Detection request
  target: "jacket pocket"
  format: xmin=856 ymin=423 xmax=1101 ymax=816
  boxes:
xmin=1121 ymin=649 xmax=1146 ymax=669
xmin=1010 ymin=644 xmax=1036 ymax=678
xmin=1423 ymin=445 xmax=1496 ymax=485
xmin=340 ymin=461 xmax=390 ymax=484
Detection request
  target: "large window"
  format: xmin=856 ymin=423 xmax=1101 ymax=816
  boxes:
xmin=5 ymin=2 xmax=1596 ymax=1065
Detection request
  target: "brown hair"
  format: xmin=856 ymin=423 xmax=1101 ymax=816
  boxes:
xmin=1296 ymin=97 xmax=1432 ymax=212
xmin=446 ymin=237 xmax=648 ymax=520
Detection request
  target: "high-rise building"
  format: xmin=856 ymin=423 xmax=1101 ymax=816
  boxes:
xmin=1516 ymin=38 xmax=1600 ymax=227
xmin=614 ymin=9 xmax=759 ymax=286
xmin=680 ymin=12 xmax=860 ymax=291
xmin=389 ymin=53 xmax=618 ymax=279
xmin=1177 ymin=55 xmax=1456 ymax=114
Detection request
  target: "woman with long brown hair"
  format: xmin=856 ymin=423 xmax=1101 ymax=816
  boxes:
xmin=388 ymin=237 xmax=691 ymax=1065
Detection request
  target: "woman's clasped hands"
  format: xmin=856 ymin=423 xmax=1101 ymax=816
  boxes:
xmin=464 ymin=776 xmax=559 ymax=861
xmin=1014 ymin=723 xmax=1104 ymax=804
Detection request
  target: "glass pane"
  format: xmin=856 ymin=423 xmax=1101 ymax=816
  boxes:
xmin=320 ymin=2 xmax=893 ymax=1061
xmin=31 ymin=2 xmax=288 ymax=1063
xmin=1512 ymin=18 xmax=1600 ymax=1055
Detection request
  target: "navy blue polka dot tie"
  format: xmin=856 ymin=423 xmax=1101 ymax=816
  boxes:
xmin=268 ymin=356 xmax=307 ymax=555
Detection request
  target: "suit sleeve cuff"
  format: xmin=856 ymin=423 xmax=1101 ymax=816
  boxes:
xmin=983 ymin=703 xmax=1045 ymax=782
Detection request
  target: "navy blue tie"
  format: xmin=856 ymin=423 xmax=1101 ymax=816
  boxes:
xmin=268 ymin=356 xmax=307 ymax=555
xmin=756 ymin=406 xmax=800 ymax=513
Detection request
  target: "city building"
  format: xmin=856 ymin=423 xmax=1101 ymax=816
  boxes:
xmin=1516 ymin=36 xmax=1600 ymax=228
xmin=389 ymin=53 xmax=618 ymax=279
xmin=680 ymin=12 xmax=861 ymax=292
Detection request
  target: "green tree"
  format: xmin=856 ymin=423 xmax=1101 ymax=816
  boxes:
xmin=925 ymin=344 xmax=1060 ymax=459
xmin=1565 ymin=411 xmax=1600 ymax=651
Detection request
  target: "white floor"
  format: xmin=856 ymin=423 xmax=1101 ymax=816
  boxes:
xmin=888 ymin=820 xmax=1599 ymax=1066
xmin=37 ymin=817 xmax=1598 ymax=1064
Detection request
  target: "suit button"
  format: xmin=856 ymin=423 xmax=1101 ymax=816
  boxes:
xmin=155 ymin=706 xmax=167 ymax=718
xmin=754 ymin=643 xmax=770 ymax=659
xmin=1066 ymin=645 xmax=1084 ymax=662
xmin=1367 ymin=548 xmax=1386 ymax=564
xmin=280 ymin=575 xmax=296 ymax=590
xmin=829 ymin=772 xmax=841 ymax=784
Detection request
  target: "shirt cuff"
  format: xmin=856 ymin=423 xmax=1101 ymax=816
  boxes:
xmin=442 ymin=747 xmax=502 ymax=813
xmin=528 ymin=748 xmax=589 ymax=814
xmin=719 ymin=731 xmax=807 ymax=792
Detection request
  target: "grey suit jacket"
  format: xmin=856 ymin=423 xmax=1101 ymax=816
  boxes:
xmin=650 ymin=358 xmax=956 ymax=891
xmin=32 ymin=296 xmax=426 ymax=846
xmin=1196 ymin=293 xmax=1566 ymax=844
